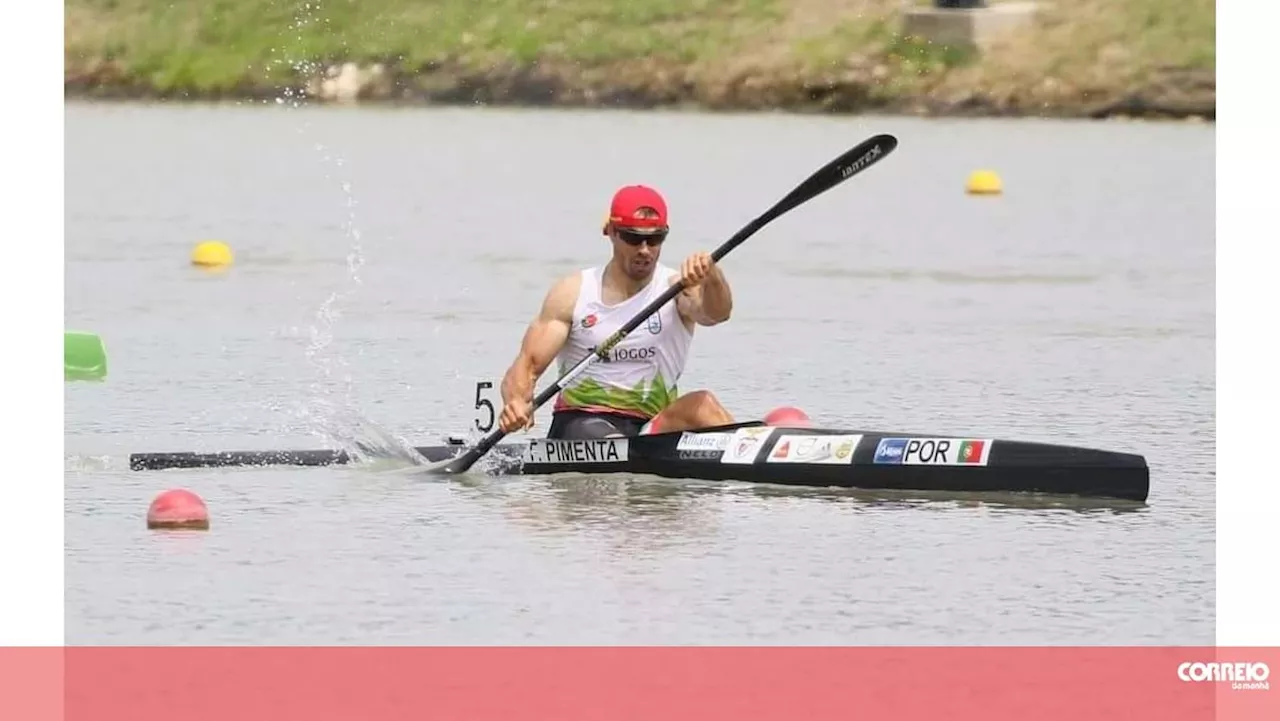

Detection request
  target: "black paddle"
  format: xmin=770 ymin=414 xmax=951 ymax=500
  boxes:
xmin=428 ymin=132 xmax=900 ymax=475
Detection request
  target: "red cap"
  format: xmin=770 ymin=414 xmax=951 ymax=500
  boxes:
xmin=604 ymin=185 xmax=668 ymax=235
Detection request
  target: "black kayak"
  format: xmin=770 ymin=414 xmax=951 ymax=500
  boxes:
xmin=129 ymin=422 xmax=1150 ymax=502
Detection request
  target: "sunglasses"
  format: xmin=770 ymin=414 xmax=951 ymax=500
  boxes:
xmin=615 ymin=228 xmax=668 ymax=247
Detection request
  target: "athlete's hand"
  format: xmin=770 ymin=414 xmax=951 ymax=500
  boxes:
xmin=680 ymin=251 xmax=715 ymax=288
xmin=499 ymin=396 xmax=535 ymax=434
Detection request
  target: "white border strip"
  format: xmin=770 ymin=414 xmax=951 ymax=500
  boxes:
xmin=8 ymin=3 xmax=1264 ymax=652
xmin=0 ymin=3 xmax=64 ymax=645
xmin=1217 ymin=1 xmax=1277 ymax=647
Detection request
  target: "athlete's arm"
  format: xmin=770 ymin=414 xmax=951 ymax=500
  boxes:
xmin=499 ymin=274 xmax=577 ymax=428
xmin=673 ymin=255 xmax=732 ymax=327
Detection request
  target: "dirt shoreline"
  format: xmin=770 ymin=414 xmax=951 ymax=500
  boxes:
xmin=63 ymin=57 xmax=1215 ymax=121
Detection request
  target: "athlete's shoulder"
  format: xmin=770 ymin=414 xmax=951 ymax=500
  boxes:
xmin=550 ymin=268 xmax=587 ymax=295
xmin=541 ymin=271 xmax=583 ymax=320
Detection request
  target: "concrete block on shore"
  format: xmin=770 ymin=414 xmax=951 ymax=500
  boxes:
xmin=902 ymin=1 xmax=1040 ymax=50
xmin=308 ymin=62 xmax=392 ymax=103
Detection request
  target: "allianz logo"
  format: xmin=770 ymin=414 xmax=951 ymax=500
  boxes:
xmin=677 ymin=432 xmax=731 ymax=451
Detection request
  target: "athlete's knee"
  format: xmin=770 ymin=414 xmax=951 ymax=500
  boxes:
xmin=683 ymin=390 xmax=733 ymax=424
xmin=683 ymin=390 xmax=725 ymax=412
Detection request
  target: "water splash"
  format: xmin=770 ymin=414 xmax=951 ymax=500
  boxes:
xmin=64 ymin=454 xmax=117 ymax=473
xmin=263 ymin=1 xmax=426 ymax=466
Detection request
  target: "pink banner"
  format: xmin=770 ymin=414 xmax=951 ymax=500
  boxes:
xmin=2 ymin=646 xmax=1274 ymax=720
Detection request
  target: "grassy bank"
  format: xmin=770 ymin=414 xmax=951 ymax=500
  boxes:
xmin=65 ymin=0 xmax=1215 ymax=118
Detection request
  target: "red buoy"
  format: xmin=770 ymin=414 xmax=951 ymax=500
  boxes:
xmin=146 ymin=489 xmax=210 ymax=530
xmin=763 ymin=406 xmax=812 ymax=427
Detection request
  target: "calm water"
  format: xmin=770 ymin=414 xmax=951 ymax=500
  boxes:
xmin=64 ymin=101 xmax=1215 ymax=644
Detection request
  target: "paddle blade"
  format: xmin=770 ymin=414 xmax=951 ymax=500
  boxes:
xmin=711 ymin=133 xmax=899 ymax=263
xmin=425 ymin=446 xmax=485 ymax=475
xmin=768 ymin=133 xmax=898 ymax=222
xmin=65 ymin=331 xmax=107 ymax=381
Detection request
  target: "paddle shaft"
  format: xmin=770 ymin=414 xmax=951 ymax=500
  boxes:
xmin=438 ymin=133 xmax=899 ymax=473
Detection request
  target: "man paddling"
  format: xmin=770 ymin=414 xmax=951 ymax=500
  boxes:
xmin=498 ymin=185 xmax=736 ymax=439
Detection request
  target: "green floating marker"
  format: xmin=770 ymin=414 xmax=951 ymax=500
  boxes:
xmin=65 ymin=331 xmax=107 ymax=381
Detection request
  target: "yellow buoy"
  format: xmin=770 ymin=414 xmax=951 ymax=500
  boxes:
xmin=191 ymin=240 xmax=233 ymax=267
xmin=966 ymin=170 xmax=1003 ymax=195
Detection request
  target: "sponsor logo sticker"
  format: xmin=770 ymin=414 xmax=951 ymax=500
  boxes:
xmin=676 ymin=431 xmax=732 ymax=459
xmin=873 ymin=438 xmax=908 ymax=464
xmin=647 ymin=314 xmax=662 ymax=335
xmin=606 ymin=346 xmax=656 ymax=363
xmin=676 ymin=432 xmax=732 ymax=452
xmin=883 ymin=438 xmax=992 ymax=466
xmin=767 ymin=435 xmax=861 ymax=464
xmin=719 ymin=427 xmax=776 ymax=464
xmin=524 ymin=438 xmax=628 ymax=465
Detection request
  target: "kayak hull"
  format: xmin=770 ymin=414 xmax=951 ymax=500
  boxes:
xmin=129 ymin=422 xmax=1150 ymax=502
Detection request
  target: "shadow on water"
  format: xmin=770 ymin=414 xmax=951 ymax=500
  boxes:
xmin=736 ymin=482 xmax=1148 ymax=515
xmin=449 ymin=473 xmax=726 ymax=542
xmin=447 ymin=470 xmax=1147 ymax=536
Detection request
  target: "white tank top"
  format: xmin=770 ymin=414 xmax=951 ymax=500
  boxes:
xmin=554 ymin=264 xmax=693 ymax=419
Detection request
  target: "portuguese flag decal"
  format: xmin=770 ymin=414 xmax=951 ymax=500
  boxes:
xmin=957 ymin=440 xmax=986 ymax=464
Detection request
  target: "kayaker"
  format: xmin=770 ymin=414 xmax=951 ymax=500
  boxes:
xmin=497 ymin=184 xmax=736 ymax=439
